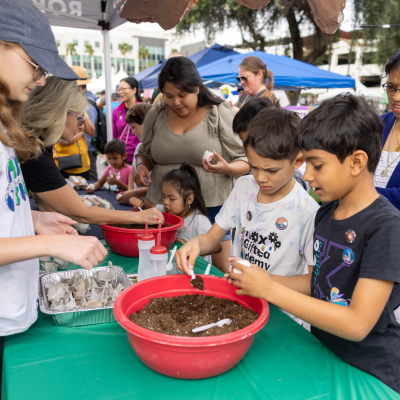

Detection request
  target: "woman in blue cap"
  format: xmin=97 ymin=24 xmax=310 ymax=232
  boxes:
xmin=0 ymin=0 xmax=107 ymax=385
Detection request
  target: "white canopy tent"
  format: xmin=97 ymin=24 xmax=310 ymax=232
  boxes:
xmin=316 ymin=80 xmax=386 ymax=104
xmin=87 ymin=67 xmax=128 ymax=94
xmin=30 ymin=0 xmax=128 ymax=141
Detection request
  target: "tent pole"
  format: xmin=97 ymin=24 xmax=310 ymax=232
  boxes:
xmin=102 ymin=29 xmax=113 ymax=142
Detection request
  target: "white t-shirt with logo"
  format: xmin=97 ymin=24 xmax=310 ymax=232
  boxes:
xmin=0 ymin=141 xmax=39 ymax=336
xmin=216 ymin=176 xmax=319 ymax=276
xmin=156 ymin=205 xmax=212 ymax=263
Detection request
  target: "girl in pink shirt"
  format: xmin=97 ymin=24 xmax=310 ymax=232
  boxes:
xmin=86 ymin=140 xmax=132 ymax=193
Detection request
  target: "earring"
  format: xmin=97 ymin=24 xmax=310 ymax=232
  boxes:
xmin=189 ymin=205 xmax=191 ymax=208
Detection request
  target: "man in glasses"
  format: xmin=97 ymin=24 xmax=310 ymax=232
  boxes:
xmin=71 ymin=66 xmax=99 ymax=181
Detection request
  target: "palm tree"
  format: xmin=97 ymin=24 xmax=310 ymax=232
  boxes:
xmin=65 ymin=42 xmax=77 ymax=66
xmin=84 ymin=44 xmax=94 ymax=78
xmin=138 ymin=45 xmax=150 ymax=71
xmin=119 ymin=42 xmax=131 ymax=73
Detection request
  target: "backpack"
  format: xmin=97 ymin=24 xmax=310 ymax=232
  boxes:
xmin=88 ymin=100 xmax=107 ymax=154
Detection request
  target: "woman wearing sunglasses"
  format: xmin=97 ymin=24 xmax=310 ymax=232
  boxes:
xmin=0 ymin=0 xmax=108 ymax=381
xmin=374 ymin=48 xmax=400 ymax=211
xmin=20 ymin=76 xmax=164 ymax=227
xmin=232 ymin=56 xmax=278 ymax=113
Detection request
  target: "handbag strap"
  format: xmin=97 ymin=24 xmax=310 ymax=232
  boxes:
xmin=120 ymin=124 xmax=131 ymax=145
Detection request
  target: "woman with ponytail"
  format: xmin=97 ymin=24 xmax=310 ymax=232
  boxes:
xmin=233 ymin=56 xmax=278 ymax=112
xmin=130 ymin=162 xmax=221 ymax=262
xmin=112 ymin=77 xmax=142 ymax=164
xmin=134 ymin=56 xmax=249 ymax=271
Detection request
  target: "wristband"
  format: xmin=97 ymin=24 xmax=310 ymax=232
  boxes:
xmin=136 ymin=163 xmax=146 ymax=168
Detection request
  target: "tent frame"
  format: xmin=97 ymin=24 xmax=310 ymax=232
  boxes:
xmin=34 ymin=2 xmax=125 ymax=141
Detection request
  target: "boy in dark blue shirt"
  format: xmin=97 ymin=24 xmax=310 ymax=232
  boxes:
xmin=228 ymin=94 xmax=400 ymax=393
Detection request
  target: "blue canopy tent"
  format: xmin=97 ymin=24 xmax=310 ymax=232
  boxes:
xmin=140 ymin=44 xmax=239 ymax=89
xmin=197 ymin=51 xmax=356 ymax=89
xmin=133 ymin=60 xmax=166 ymax=90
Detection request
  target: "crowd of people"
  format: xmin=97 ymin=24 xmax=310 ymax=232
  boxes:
xmin=2 ymin=0 xmax=400 ymax=396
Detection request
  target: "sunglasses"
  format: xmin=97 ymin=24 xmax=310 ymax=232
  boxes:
xmin=236 ymin=75 xmax=249 ymax=83
xmin=13 ymin=50 xmax=49 ymax=81
xmin=382 ymin=83 xmax=400 ymax=96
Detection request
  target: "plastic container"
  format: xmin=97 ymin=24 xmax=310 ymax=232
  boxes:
xmin=137 ymin=223 xmax=155 ymax=283
xmin=114 ymin=275 xmax=269 ymax=379
xmin=149 ymin=226 xmax=168 ymax=278
xmin=100 ymin=213 xmax=184 ymax=258
xmin=232 ymin=259 xmax=251 ymax=274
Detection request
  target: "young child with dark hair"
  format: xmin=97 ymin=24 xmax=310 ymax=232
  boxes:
xmin=130 ymin=163 xmax=221 ymax=262
xmin=86 ymin=139 xmax=132 ymax=193
xmin=233 ymin=97 xmax=307 ymax=191
xmin=225 ymin=94 xmax=400 ymax=393
xmin=176 ymin=108 xmax=319 ymax=310
xmin=115 ymin=103 xmax=152 ymax=204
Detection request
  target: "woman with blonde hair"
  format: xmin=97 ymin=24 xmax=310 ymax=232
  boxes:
xmin=232 ymin=56 xmax=278 ymax=112
xmin=21 ymin=77 xmax=164 ymax=231
xmin=0 ymin=0 xmax=108 ymax=382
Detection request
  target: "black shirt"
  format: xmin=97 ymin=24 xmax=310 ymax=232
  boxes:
xmin=21 ymin=146 xmax=67 ymax=193
xmin=311 ymin=196 xmax=400 ymax=393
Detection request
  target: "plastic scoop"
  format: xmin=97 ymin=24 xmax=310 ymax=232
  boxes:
xmin=138 ymin=207 xmax=143 ymax=211
xmin=205 ymin=263 xmax=212 ymax=275
xmin=192 ymin=318 xmax=232 ymax=333
xmin=166 ymin=246 xmax=177 ymax=272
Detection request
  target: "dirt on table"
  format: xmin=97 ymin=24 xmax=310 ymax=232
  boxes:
xmin=129 ymin=294 xmax=259 ymax=337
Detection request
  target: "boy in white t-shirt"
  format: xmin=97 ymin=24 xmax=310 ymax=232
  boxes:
xmin=176 ymin=107 xmax=319 ymax=279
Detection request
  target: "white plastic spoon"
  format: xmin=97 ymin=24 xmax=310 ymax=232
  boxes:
xmin=205 ymin=263 xmax=211 ymax=275
xmin=166 ymin=246 xmax=177 ymax=272
xmin=192 ymin=318 xmax=232 ymax=333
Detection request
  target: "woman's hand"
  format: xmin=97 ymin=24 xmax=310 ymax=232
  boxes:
xmin=202 ymin=151 xmax=230 ymax=175
xmin=175 ymin=239 xmax=201 ymax=276
xmin=31 ymin=211 xmax=78 ymax=236
xmin=225 ymin=258 xmax=271 ymax=298
xmin=129 ymin=197 xmax=144 ymax=210
xmin=133 ymin=208 xmax=165 ymax=225
xmin=106 ymin=176 xmax=118 ymax=186
xmin=134 ymin=164 xmax=151 ymax=188
xmin=52 ymin=235 xmax=108 ymax=270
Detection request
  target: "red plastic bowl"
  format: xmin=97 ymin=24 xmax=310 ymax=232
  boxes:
xmin=100 ymin=212 xmax=184 ymax=257
xmin=114 ymin=275 xmax=269 ymax=379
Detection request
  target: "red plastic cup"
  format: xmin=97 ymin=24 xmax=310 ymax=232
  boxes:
xmin=114 ymin=275 xmax=269 ymax=379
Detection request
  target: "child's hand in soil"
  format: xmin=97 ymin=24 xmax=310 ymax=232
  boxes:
xmin=129 ymin=197 xmax=144 ymax=210
xmin=175 ymin=239 xmax=201 ymax=276
xmin=225 ymin=258 xmax=272 ymax=299
xmin=106 ymin=176 xmax=118 ymax=186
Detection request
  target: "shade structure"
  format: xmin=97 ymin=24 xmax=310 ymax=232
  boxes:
xmin=139 ymin=44 xmax=239 ymax=89
xmin=197 ymin=51 xmax=356 ymax=89
xmin=133 ymin=60 xmax=166 ymax=90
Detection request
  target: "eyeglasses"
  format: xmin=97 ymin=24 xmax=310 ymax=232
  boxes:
xmin=236 ymin=75 xmax=249 ymax=83
xmin=13 ymin=50 xmax=49 ymax=81
xmin=117 ymin=87 xmax=131 ymax=93
xmin=68 ymin=113 xmax=87 ymax=126
xmin=382 ymin=83 xmax=400 ymax=96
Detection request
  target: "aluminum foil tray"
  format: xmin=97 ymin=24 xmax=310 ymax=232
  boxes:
xmin=39 ymin=266 xmax=132 ymax=328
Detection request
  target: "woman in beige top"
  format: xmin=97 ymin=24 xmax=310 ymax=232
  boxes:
xmin=135 ymin=57 xmax=250 ymax=271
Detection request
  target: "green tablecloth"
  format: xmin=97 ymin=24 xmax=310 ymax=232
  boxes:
xmin=3 ymin=243 xmax=399 ymax=400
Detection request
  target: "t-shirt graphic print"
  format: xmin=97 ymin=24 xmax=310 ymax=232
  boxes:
xmin=5 ymin=152 xmax=28 ymax=211
xmin=216 ymin=175 xmax=319 ymax=277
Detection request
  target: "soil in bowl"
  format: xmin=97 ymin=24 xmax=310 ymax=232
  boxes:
xmin=111 ymin=223 xmax=173 ymax=229
xmin=191 ymin=275 xmax=204 ymax=290
xmin=129 ymin=294 xmax=259 ymax=337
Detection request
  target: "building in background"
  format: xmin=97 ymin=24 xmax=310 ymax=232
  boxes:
xmin=53 ymin=24 xmax=196 ymax=78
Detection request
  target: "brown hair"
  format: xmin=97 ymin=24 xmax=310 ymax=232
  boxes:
xmin=244 ymin=107 xmax=301 ymax=161
xmin=0 ymin=41 xmax=42 ymax=162
xmin=125 ymin=102 xmax=152 ymax=125
xmin=239 ymin=56 xmax=274 ymax=91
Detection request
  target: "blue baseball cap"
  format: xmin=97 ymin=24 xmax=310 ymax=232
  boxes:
xmin=0 ymin=0 xmax=79 ymax=81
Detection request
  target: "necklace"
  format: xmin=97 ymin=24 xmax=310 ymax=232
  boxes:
xmin=381 ymin=121 xmax=400 ymax=177
xmin=395 ymin=119 xmax=400 ymax=152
